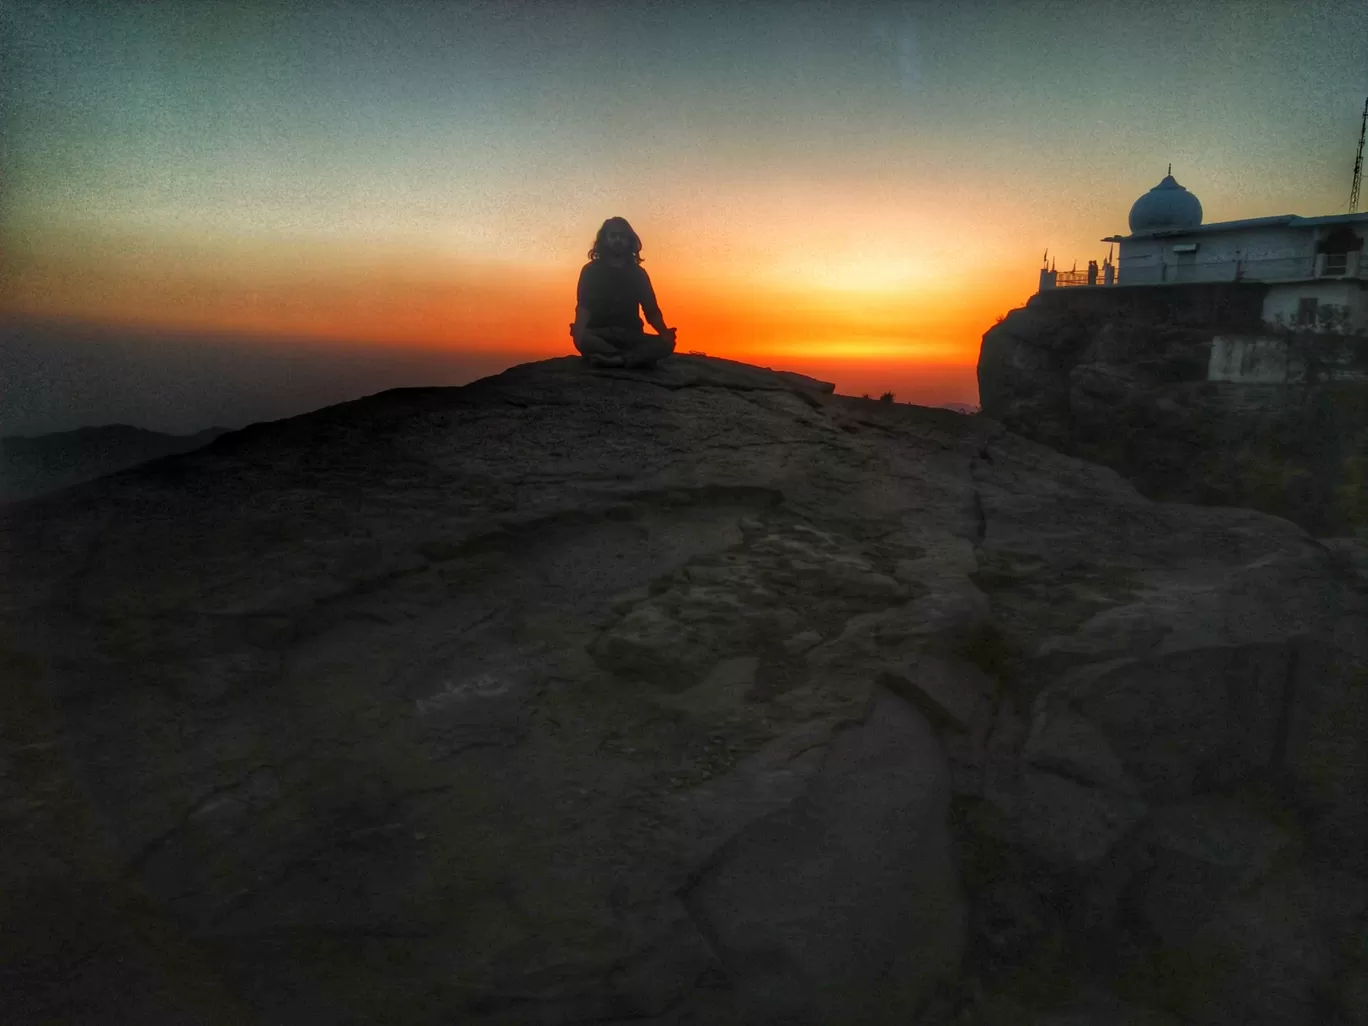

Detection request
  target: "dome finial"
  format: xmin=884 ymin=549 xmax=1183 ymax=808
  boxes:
xmin=1167 ymin=162 xmax=1172 ymax=176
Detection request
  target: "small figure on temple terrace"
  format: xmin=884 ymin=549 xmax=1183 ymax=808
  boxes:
xmin=570 ymin=217 xmax=678 ymax=369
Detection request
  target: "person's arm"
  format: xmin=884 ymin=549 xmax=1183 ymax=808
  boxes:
xmin=572 ymin=265 xmax=593 ymax=340
xmin=571 ymin=303 xmax=590 ymax=341
xmin=639 ymin=268 xmax=673 ymax=336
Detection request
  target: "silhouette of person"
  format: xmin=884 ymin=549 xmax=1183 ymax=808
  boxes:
xmin=570 ymin=217 xmax=677 ymax=368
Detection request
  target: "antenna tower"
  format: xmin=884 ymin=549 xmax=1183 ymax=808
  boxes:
xmin=1351 ymin=95 xmax=1367 ymax=212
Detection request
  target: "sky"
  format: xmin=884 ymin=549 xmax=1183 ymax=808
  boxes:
xmin=3 ymin=0 xmax=1367 ymax=434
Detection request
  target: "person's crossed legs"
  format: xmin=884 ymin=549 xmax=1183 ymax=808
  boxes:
xmin=572 ymin=324 xmax=676 ymax=369
xmin=572 ymin=330 xmax=624 ymax=367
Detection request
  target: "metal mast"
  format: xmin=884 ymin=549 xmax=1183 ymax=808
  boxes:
xmin=1351 ymin=96 xmax=1367 ymax=212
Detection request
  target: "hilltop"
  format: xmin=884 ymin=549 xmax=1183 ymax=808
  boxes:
xmin=2 ymin=354 xmax=1365 ymax=1025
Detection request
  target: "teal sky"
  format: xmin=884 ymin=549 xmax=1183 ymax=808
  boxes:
xmin=8 ymin=0 xmax=1366 ymax=253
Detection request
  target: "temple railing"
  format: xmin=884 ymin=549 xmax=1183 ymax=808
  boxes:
xmin=1041 ymin=268 xmax=1116 ymax=288
xmin=1041 ymin=255 xmax=1367 ymax=291
xmin=1053 ymin=269 xmax=1112 ymax=287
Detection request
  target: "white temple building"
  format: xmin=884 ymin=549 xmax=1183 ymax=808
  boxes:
xmin=1039 ymin=170 xmax=1368 ymax=333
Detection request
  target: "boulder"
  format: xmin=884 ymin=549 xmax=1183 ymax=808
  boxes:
xmin=975 ymin=767 xmax=1148 ymax=869
xmin=1136 ymin=795 xmax=1300 ymax=947
xmin=1145 ymin=866 xmax=1368 ymax=1026
xmin=1023 ymin=702 xmax=1138 ymax=795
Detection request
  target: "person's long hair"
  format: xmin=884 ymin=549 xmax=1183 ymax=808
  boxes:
xmin=587 ymin=217 xmax=643 ymax=265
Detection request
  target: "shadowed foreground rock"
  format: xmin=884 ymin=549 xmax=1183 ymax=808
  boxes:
xmin=1 ymin=354 xmax=1365 ymax=1025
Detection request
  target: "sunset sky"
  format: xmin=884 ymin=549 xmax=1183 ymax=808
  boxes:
xmin=4 ymin=0 xmax=1368 ymax=424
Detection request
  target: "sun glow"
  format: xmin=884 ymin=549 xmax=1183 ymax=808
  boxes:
xmin=760 ymin=338 xmax=965 ymax=361
xmin=776 ymin=255 xmax=952 ymax=296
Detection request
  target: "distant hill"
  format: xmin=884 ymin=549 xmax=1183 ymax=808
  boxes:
xmin=940 ymin=402 xmax=979 ymax=414
xmin=0 ymin=424 xmax=230 ymax=504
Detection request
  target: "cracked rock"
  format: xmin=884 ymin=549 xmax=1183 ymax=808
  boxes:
xmin=0 ymin=355 xmax=1363 ymax=1025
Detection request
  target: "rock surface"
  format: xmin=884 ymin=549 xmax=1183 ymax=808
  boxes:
xmin=2 ymin=353 xmax=1366 ymax=1025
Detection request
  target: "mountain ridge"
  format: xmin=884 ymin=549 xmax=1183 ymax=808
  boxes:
xmin=1 ymin=423 xmax=232 ymax=504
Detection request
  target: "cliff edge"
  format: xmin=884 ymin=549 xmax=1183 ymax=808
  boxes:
xmin=978 ymin=283 xmax=1368 ymax=536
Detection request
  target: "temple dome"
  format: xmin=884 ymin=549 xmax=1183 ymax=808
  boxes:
xmin=1128 ymin=173 xmax=1203 ymax=234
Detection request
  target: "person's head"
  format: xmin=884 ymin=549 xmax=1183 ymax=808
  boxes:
xmin=588 ymin=217 xmax=643 ymax=265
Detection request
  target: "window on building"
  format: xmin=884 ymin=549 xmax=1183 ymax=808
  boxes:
xmin=1323 ymin=252 xmax=1348 ymax=276
xmin=1297 ymin=298 xmax=1319 ymax=326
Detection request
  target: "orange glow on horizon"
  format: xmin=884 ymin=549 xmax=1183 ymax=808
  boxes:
xmin=2 ymin=226 xmax=1029 ymax=406
xmin=7 ymin=0 xmax=1362 ymax=426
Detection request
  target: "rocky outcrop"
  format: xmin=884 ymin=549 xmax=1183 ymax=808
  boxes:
xmin=2 ymin=353 xmax=1366 ymax=1024
xmin=978 ymin=284 xmax=1368 ymax=536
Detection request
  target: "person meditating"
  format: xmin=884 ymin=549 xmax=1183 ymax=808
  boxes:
xmin=571 ymin=216 xmax=678 ymax=369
